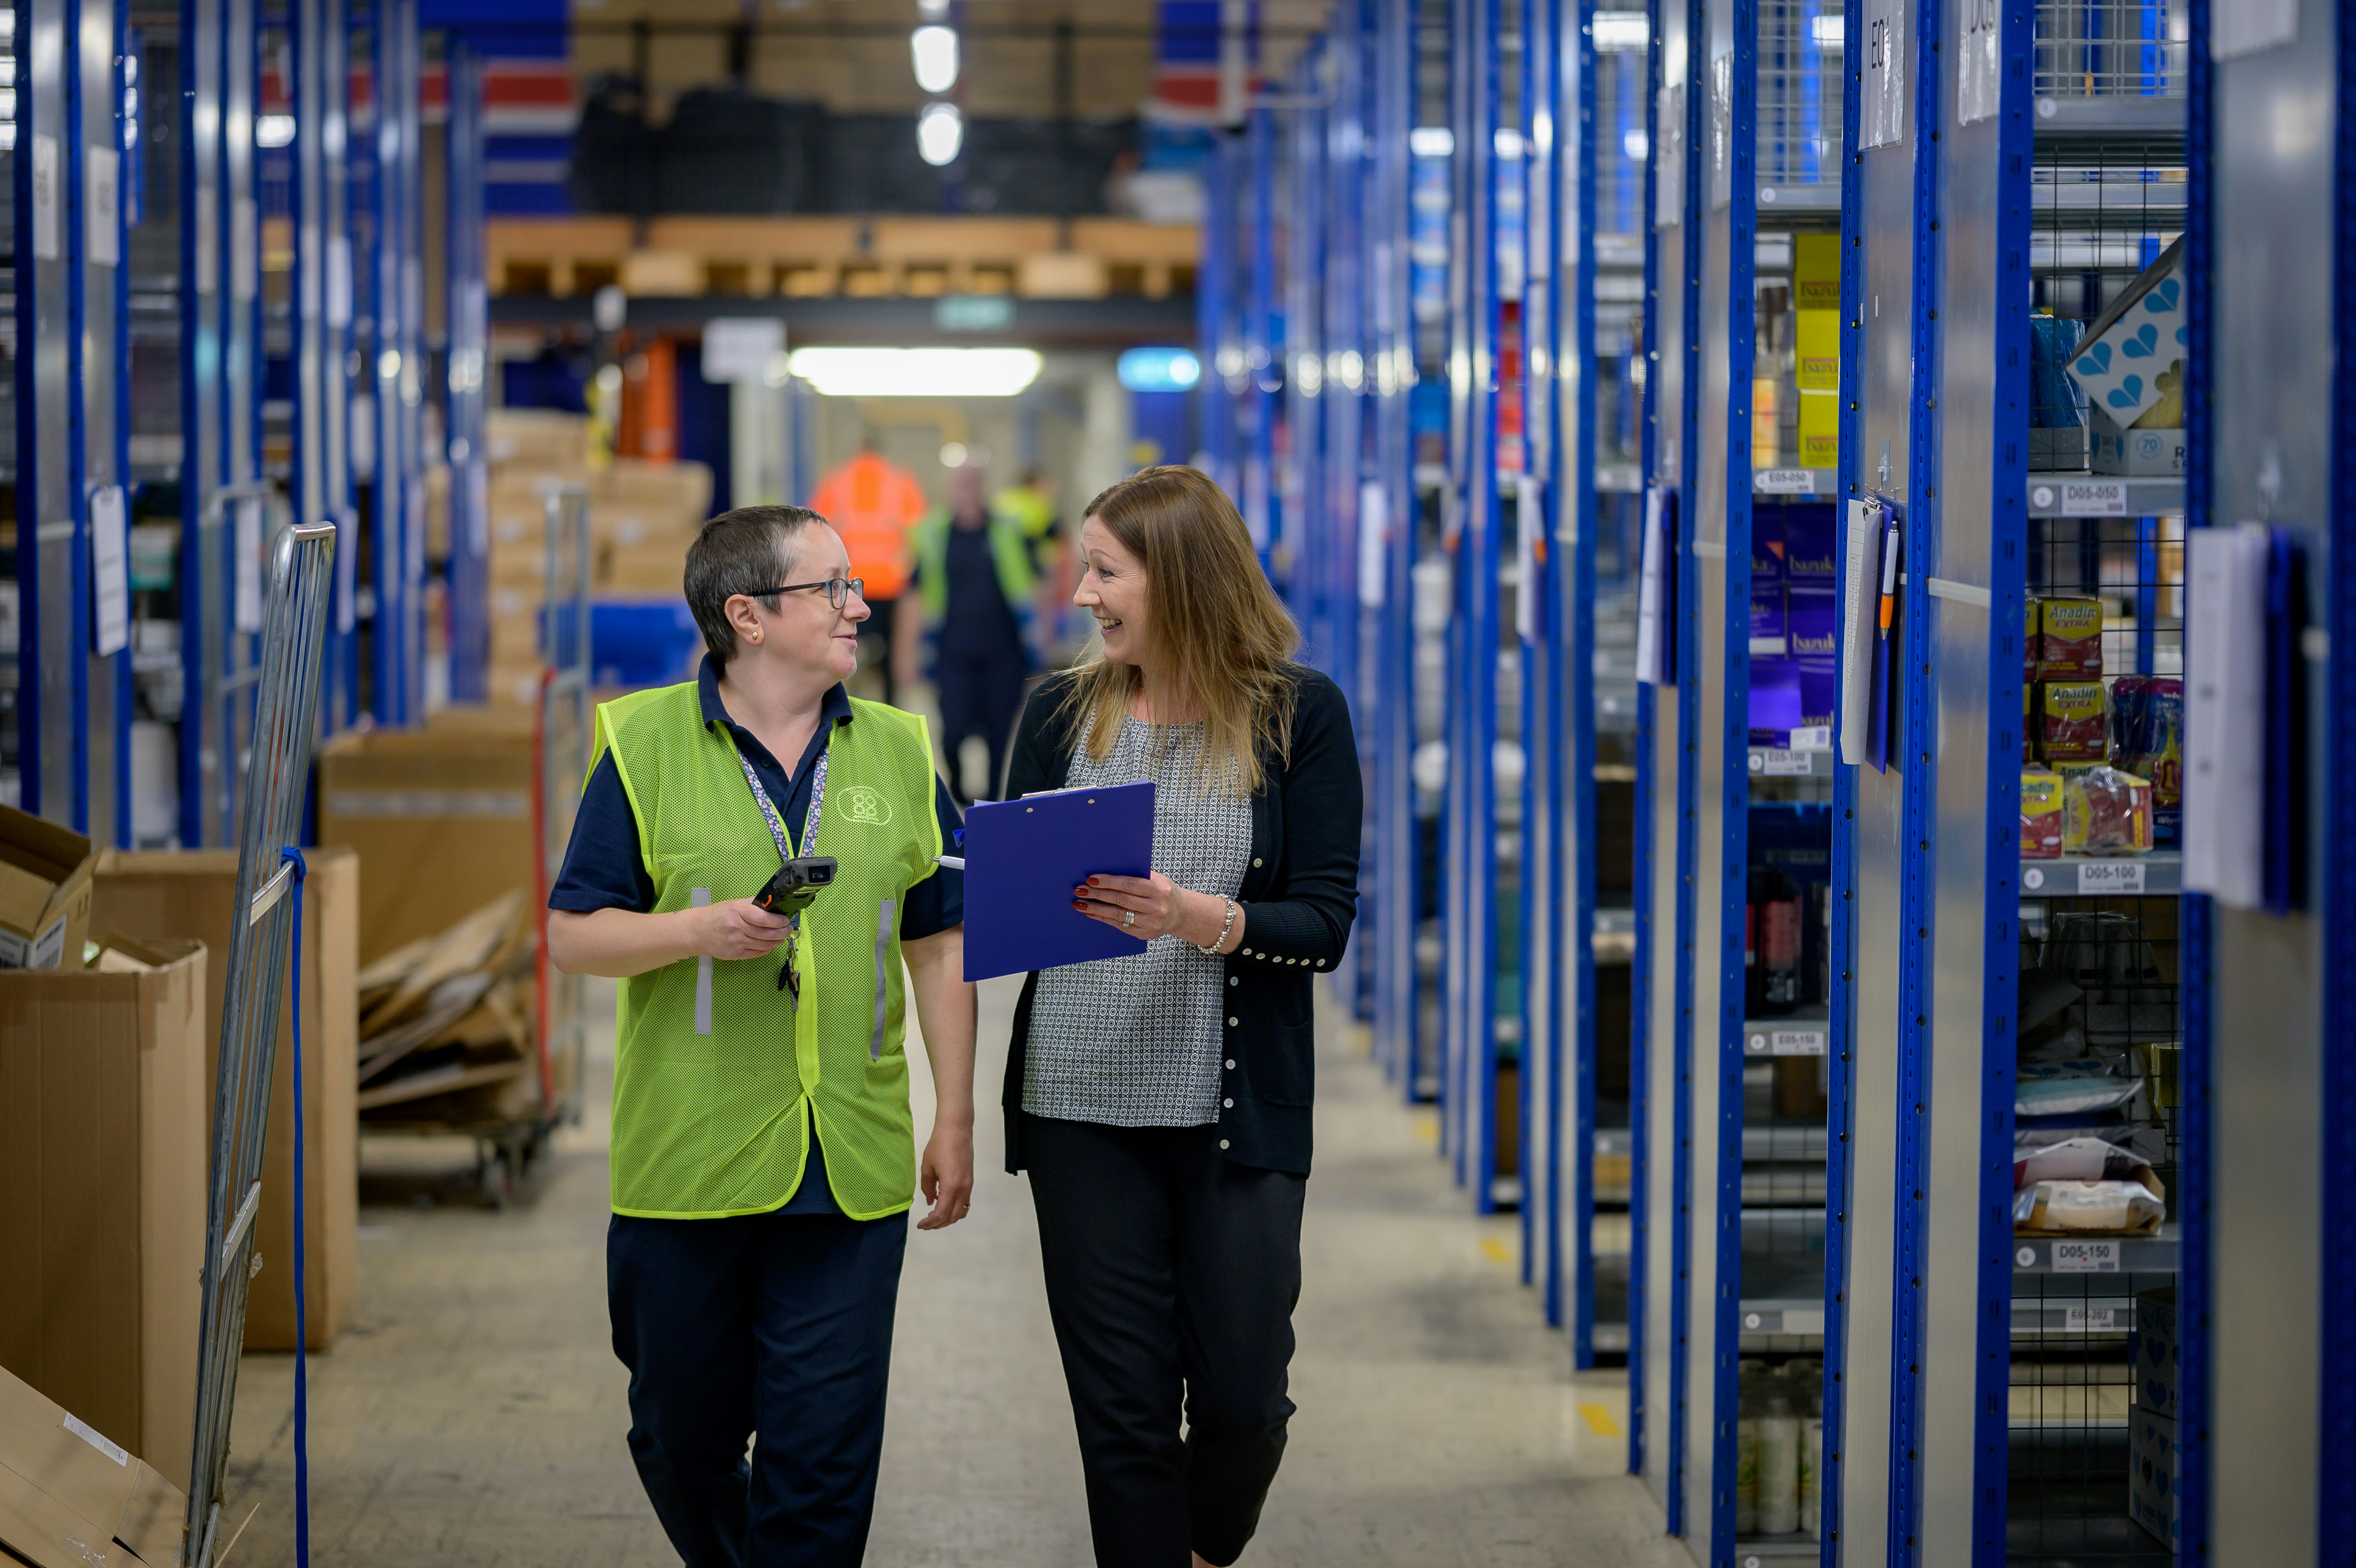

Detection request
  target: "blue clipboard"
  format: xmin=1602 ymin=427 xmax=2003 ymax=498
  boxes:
xmin=959 ymin=780 xmax=1157 ymax=982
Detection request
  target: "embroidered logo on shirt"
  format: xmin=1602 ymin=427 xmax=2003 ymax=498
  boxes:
xmin=839 ymin=785 xmax=893 ymax=826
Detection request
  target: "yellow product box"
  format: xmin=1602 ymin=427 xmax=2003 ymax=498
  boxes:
xmin=2036 ymin=680 xmax=2108 ymax=762
xmin=2021 ymin=768 xmax=2065 ymax=859
xmin=2034 ymin=594 xmax=2103 ymax=680
xmin=1794 ymin=233 xmax=1840 ymax=390
xmin=1798 ymin=389 xmax=1839 ymax=468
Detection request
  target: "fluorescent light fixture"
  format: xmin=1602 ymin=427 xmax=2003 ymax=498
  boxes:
xmin=786 ymin=346 xmax=1042 ymax=397
xmin=257 ymin=113 xmax=295 ymax=147
xmin=1494 ymin=127 xmax=1524 ymax=159
xmin=1810 ymin=13 xmax=1845 ymax=46
xmin=1592 ymin=11 xmax=1650 ymax=50
xmin=1408 ymin=125 xmax=1453 ymax=159
xmin=940 ymin=441 xmax=970 ymax=467
xmin=916 ymin=100 xmax=963 ymax=166
xmin=1623 ymin=128 xmax=1649 ymax=160
xmin=917 ymin=0 xmax=950 ymax=17
xmin=1117 ymin=346 xmax=1202 ymax=393
xmin=911 ymin=25 xmax=960 ymax=93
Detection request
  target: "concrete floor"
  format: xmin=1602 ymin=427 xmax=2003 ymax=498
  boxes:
xmin=216 ymin=975 xmax=1682 ymax=1568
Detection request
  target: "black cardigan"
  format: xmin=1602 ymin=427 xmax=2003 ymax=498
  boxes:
xmin=999 ymin=666 xmax=1363 ymax=1176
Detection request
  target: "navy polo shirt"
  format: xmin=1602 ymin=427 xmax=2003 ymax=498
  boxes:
xmin=551 ymin=655 xmax=964 ymax=1216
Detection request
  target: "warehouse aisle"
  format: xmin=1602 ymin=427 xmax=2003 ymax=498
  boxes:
xmin=220 ymin=977 xmax=1677 ymax=1568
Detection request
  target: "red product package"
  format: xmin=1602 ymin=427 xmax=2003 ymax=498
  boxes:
xmin=2060 ymin=764 xmax=2153 ymax=855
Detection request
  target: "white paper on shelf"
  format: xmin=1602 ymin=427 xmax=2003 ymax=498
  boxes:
xmin=90 ymin=485 xmax=129 ymax=657
xmin=2182 ymin=524 xmax=2268 ymax=909
xmin=1838 ymin=498 xmax=1882 ymax=765
xmin=233 ymin=497 xmax=265 ymax=633
xmin=1635 ymin=486 xmax=1667 ymax=686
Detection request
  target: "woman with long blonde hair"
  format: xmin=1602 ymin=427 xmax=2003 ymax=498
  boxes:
xmin=998 ymin=465 xmax=1362 ymax=1568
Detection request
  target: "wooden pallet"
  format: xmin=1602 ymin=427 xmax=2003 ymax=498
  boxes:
xmin=485 ymin=215 xmax=1199 ymax=301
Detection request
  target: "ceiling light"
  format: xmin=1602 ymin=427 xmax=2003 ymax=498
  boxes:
xmin=1408 ymin=125 xmax=1453 ymax=159
xmin=916 ymin=101 xmax=963 ymax=166
xmin=1118 ymin=346 xmax=1201 ymax=392
xmin=1811 ymin=14 xmax=1845 ymax=47
xmin=1592 ymin=12 xmax=1650 ymax=51
xmin=1494 ymin=127 xmax=1524 ymax=159
xmin=257 ymin=113 xmax=295 ymax=147
xmin=786 ymin=347 xmax=1042 ymax=398
xmin=911 ymin=25 xmax=959 ymax=94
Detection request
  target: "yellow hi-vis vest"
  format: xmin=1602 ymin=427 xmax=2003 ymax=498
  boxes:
xmin=591 ymin=682 xmax=943 ymax=1220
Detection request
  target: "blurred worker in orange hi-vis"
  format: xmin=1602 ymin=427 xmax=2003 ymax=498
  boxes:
xmin=809 ymin=436 xmax=929 ymax=707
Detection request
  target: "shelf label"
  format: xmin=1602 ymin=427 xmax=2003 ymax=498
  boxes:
xmin=1756 ymin=748 xmax=1814 ymax=776
xmin=2074 ymin=859 xmax=2146 ymax=894
xmin=1860 ymin=0 xmax=1906 ymax=149
xmin=1790 ymin=726 xmax=1832 ymax=749
xmin=1756 ymin=468 xmax=1817 ymax=494
xmin=2059 ymin=480 xmax=2130 ymax=518
xmin=2049 ymin=1240 xmax=2121 ymax=1273
xmin=2063 ymin=1305 xmax=2119 ymax=1332
xmin=1747 ymin=1028 xmax=1827 ymax=1056
xmin=1957 ymin=0 xmax=2001 ymax=125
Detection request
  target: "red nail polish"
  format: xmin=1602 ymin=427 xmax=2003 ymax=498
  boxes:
xmin=1087 ymin=876 xmax=1101 ymax=886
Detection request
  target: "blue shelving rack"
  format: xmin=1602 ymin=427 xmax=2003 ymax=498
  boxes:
xmin=443 ymin=40 xmax=487 ymax=704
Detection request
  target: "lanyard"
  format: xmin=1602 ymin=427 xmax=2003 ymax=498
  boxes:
xmin=738 ymin=743 xmax=828 ymax=941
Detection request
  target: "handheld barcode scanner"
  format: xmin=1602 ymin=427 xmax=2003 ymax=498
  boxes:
xmin=753 ymin=855 xmax=839 ymax=917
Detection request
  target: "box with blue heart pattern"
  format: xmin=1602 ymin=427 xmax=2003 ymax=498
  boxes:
xmin=2064 ymin=236 xmax=2186 ymax=432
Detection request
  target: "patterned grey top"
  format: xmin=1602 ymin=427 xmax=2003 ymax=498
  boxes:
xmin=1023 ymin=715 xmax=1253 ymax=1127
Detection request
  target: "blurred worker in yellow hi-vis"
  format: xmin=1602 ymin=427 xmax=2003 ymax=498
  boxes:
xmin=809 ymin=438 xmax=929 ymax=707
xmin=991 ymin=466 xmax=1071 ymax=663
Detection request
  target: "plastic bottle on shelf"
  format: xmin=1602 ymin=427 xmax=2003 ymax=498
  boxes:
xmin=1757 ymin=1380 xmax=1801 ymax=1535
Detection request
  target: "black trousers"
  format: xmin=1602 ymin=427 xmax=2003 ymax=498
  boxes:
xmin=608 ymin=1206 xmax=908 ymax=1568
xmin=934 ymin=644 xmax=1028 ymax=803
xmin=857 ymin=596 xmax=901 ymax=708
xmin=1024 ymin=1113 xmax=1307 ymax=1568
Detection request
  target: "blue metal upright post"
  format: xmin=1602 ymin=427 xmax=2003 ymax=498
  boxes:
xmin=444 ymin=41 xmax=488 ymax=702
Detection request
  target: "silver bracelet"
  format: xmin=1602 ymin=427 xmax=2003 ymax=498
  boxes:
xmin=1197 ymin=896 xmax=1238 ymax=956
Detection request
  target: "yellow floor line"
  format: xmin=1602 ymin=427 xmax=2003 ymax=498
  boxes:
xmin=1478 ymin=1236 xmax=1515 ymax=1266
xmin=1579 ymin=1403 xmax=1622 ymax=1437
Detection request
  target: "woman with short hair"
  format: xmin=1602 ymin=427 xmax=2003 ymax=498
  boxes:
xmin=1000 ymin=464 xmax=1363 ymax=1568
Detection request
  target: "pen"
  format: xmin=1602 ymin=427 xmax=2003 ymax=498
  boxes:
xmin=1877 ymin=514 xmax=1900 ymax=640
xmin=935 ymin=855 xmax=966 ymax=870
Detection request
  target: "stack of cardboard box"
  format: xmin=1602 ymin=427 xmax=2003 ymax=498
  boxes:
xmin=482 ymin=409 xmax=712 ymax=708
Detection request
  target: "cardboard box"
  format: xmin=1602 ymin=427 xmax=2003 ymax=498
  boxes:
xmin=0 ymin=1365 xmax=185 ymax=1568
xmin=0 ymin=807 xmax=96 ymax=970
xmin=2127 ymin=1405 xmax=2180 ymax=1550
xmin=2133 ymin=1285 xmax=2178 ymax=1418
xmin=2089 ymin=408 xmax=2186 ymax=476
xmin=485 ymin=408 xmax=592 ymax=469
xmin=88 ymin=851 xmax=359 ymax=1353
xmin=0 ymin=941 xmax=207 ymax=1483
xmin=2065 ymin=236 xmax=2185 ymax=433
xmin=316 ymin=720 xmax=537 ymax=962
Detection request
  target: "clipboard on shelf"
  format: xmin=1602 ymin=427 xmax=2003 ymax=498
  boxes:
xmin=959 ymin=780 xmax=1157 ymax=982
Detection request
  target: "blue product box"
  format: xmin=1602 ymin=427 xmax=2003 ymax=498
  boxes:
xmin=1750 ymin=512 xmax=1787 ymax=657
xmin=1786 ymin=583 xmax=1837 ymax=661
xmin=1748 ymin=657 xmax=1803 ymax=740
xmin=1796 ymin=658 xmax=1838 ymax=731
xmin=1780 ymin=503 xmax=1838 ymax=586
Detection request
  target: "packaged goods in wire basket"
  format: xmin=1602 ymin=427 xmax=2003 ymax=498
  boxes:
xmin=2013 ymin=1176 xmax=2165 ymax=1235
xmin=2036 ymin=681 xmax=2109 ymax=762
xmin=2058 ymin=763 xmax=2154 ymax=855
xmin=2109 ymin=675 xmax=2183 ymax=844
xmin=2031 ymin=595 xmax=2104 ymax=680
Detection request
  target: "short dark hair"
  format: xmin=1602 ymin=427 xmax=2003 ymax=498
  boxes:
xmin=685 ymin=505 xmax=824 ymax=669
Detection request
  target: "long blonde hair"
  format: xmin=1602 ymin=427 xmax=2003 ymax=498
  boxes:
xmin=1056 ymin=465 xmax=1299 ymax=796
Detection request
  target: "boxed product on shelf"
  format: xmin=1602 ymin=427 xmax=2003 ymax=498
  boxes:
xmin=2035 ymin=680 xmax=2109 ymax=761
xmin=1786 ymin=583 xmax=1835 ymax=660
xmin=1749 ymin=659 xmax=1804 ymax=741
xmin=2031 ymin=595 xmax=2104 ymax=680
xmin=2089 ymin=405 xmax=2187 ymax=476
xmin=2012 ymin=1172 xmax=2164 ymax=1234
xmin=2013 ymin=1133 xmax=2158 ymax=1190
xmin=1796 ymin=659 xmax=1837 ymax=731
xmin=2065 ymin=235 xmax=2186 ymax=452
xmin=2128 ymin=1405 xmax=2181 ymax=1551
xmin=2021 ymin=767 xmax=2065 ymax=858
xmin=2110 ymin=675 xmax=2183 ymax=844
xmin=1780 ymin=505 xmax=1838 ymax=585
xmin=2059 ymin=763 xmax=2155 ymax=855
xmin=2015 ymin=1058 xmax=2144 ymax=1119
xmin=1750 ymin=511 xmax=1787 ymax=657
xmin=484 ymin=408 xmax=593 ymax=470
xmin=2134 ymin=1285 xmax=2179 ymax=1418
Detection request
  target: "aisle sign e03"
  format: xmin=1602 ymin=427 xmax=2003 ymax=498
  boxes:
xmin=1860 ymin=0 xmax=1906 ymax=150
xmin=1956 ymin=0 xmax=2000 ymax=126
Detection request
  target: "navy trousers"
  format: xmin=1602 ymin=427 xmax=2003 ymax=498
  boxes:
xmin=608 ymin=1202 xmax=908 ymax=1568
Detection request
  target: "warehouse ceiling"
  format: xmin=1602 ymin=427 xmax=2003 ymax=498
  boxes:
xmin=567 ymin=0 xmax=1332 ymax=122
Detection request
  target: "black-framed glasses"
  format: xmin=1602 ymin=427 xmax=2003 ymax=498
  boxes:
xmin=749 ymin=577 xmax=866 ymax=611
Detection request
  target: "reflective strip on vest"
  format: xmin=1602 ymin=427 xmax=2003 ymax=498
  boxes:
xmin=592 ymin=682 xmax=942 ymax=1219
